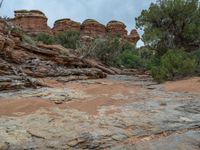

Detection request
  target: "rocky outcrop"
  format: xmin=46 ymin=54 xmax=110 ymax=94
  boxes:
xmin=81 ymin=19 xmax=106 ymax=38
xmin=128 ymin=29 xmax=140 ymax=45
xmin=106 ymin=20 xmax=128 ymax=38
xmin=12 ymin=10 xmax=51 ymax=35
xmin=53 ymin=19 xmax=81 ymax=33
xmin=0 ymin=75 xmax=200 ymax=149
xmin=9 ymin=10 xmax=140 ymax=45
xmin=0 ymin=25 xmax=133 ymax=91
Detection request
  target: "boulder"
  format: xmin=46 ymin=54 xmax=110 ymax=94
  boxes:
xmin=106 ymin=20 xmax=128 ymax=38
xmin=81 ymin=19 xmax=106 ymax=38
xmin=53 ymin=19 xmax=81 ymax=33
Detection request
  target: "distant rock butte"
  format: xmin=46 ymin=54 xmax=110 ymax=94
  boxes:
xmin=81 ymin=19 xmax=106 ymax=38
xmin=10 ymin=10 xmax=140 ymax=45
xmin=128 ymin=29 xmax=140 ymax=44
xmin=11 ymin=10 xmax=52 ymax=35
xmin=53 ymin=19 xmax=81 ymax=33
xmin=106 ymin=20 xmax=128 ymax=38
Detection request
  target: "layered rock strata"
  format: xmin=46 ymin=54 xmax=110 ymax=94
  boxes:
xmin=81 ymin=19 xmax=106 ymax=38
xmin=106 ymin=20 xmax=128 ymax=38
xmin=9 ymin=10 xmax=140 ymax=45
xmin=53 ymin=19 xmax=81 ymax=33
xmin=128 ymin=29 xmax=140 ymax=44
xmin=11 ymin=10 xmax=51 ymax=35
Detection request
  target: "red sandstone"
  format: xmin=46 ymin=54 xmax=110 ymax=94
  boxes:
xmin=8 ymin=10 xmax=140 ymax=45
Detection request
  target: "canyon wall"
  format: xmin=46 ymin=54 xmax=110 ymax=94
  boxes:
xmin=10 ymin=10 xmax=140 ymax=45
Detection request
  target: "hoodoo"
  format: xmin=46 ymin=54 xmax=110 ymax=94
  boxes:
xmin=81 ymin=19 xmax=106 ymax=38
xmin=10 ymin=10 xmax=140 ymax=45
xmin=106 ymin=20 xmax=128 ymax=38
xmin=53 ymin=18 xmax=81 ymax=33
xmin=128 ymin=29 xmax=140 ymax=44
xmin=12 ymin=10 xmax=51 ymax=35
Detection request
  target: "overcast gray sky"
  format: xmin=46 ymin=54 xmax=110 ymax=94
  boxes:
xmin=0 ymin=0 xmax=156 ymax=46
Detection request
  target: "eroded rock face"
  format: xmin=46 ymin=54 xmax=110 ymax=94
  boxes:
xmin=106 ymin=20 xmax=128 ymax=38
xmin=11 ymin=10 xmax=140 ymax=45
xmin=128 ymin=29 xmax=140 ymax=45
xmin=53 ymin=19 xmax=81 ymax=33
xmin=12 ymin=10 xmax=51 ymax=35
xmin=0 ymin=75 xmax=200 ymax=149
xmin=81 ymin=19 xmax=106 ymax=38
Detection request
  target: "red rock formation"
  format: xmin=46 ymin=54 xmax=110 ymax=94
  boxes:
xmin=128 ymin=29 xmax=140 ymax=45
xmin=106 ymin=20 xmax=128 ymax=38
xmin=12 ymin=10 xmax=51 ymax=35
xmin=81 ymin=19 xmax=106 ymax=38
xmin=9 ymin=10 xmax=139 ymax=45
xmin=53 ymin=19 xmax=81 ymax=33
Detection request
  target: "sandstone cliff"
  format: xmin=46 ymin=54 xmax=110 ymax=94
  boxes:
xmin=81 ymin=19 xmax=106 ymax=38
xmin=53 ymin=18 xmax=81 ymax=33
xmin=10 ymin=10 xmax=140 ymax=45
xmin=106 ymin=20 xmax=128 ymax=38
xmin=12 ymin=10 xmax=51 ymax=35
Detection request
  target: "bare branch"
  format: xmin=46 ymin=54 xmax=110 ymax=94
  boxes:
xmin=0 ymin=0 xmax=4 ymax=8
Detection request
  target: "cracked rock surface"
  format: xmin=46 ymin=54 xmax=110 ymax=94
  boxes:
xmin=0 ymin=75 xmax=200 ymax=150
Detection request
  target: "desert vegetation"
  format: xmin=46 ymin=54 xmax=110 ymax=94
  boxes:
xmin=1 ymin=0 xmax=200 ymax=149
xmin=135 ymin=0 xmax=200 ymax=81
xmin=4 ymin=0 xmax=199 ymax=83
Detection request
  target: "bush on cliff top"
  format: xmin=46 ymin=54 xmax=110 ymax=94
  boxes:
xmin=35 ymin=33 xmax=54 ymax=45
xmin=34 ymin=31 xmax=80 ymax=49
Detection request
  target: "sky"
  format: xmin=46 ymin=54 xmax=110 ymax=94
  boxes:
xmin=0 ymin=0 xmax=156 ymax=46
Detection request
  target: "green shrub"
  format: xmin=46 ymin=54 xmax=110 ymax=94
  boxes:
xmin=55 ymin=31 xmax=80 ymax=49
xmin=191 ymin=49 xmax=200 ymax=74
xmin=22 ymin=34 xmax=36 ymax=45
xmin=12 ymin=28 xmax=36 ymax=45
xmin=117 ymin=49 xmax=143 ymax=69
xmin=95 ymin=37 xmax=123 ymax=66
xmin=138 ymin=47 xmax=155 ymax=69
xmin=83 ymin=37 xmax=123 ymax=66
xmin=151 ymin=49 xmax=197 ymax=82
xmin=35 ymin=33 xmax=54 ymax=45
xmin=81 ymin=37 xmax=152 ymax=69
